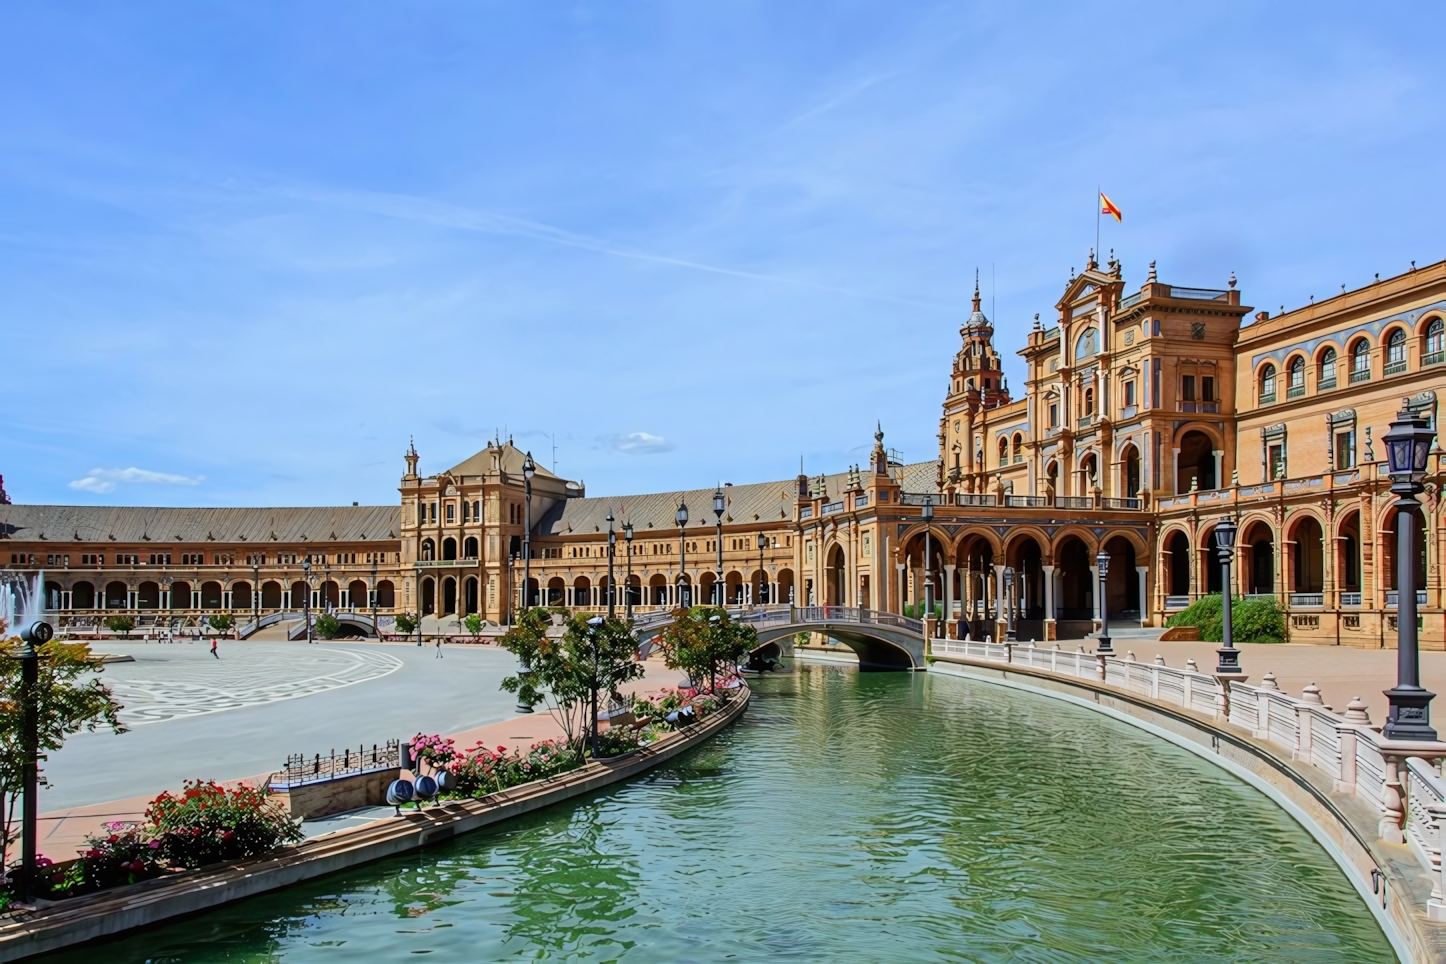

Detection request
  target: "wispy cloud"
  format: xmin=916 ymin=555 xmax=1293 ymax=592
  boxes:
xmin=603 ymin=432 xmax=673 ymax=455
xmin=68 ymin=467 xmax=204 ymax=495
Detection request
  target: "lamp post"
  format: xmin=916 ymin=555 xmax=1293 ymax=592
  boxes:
xmin=1095 ymin=550 xmax=1113 ymax=654
xmin=17 ymin=618 xmax=51 ymax=903
xmin=758 ymin=532 xmax=768 ymax=607
xmin=370 ymin=559 xmax=378 ymax=631
xmin=676 ymin=499 xmax=689 ymax=608
xmin=522 ymin=451 xmax=535 ymax=614
xmin=623 ymin=523 xmax=634 ymax=620
xmin=302 ymin=557 xmax=312 ymax=644
xmin=1004 ymin=566 xmax=1016 ymax=641
xmin=1383 ymin=402 xmax=1438 ymax=740
xmin=1214 ymin=517 xmax=1242 ymax=676
xmin=606 ymin=511 xmax=616 ymax=619
xmin=586 ymin=615 xmax=603 ymax=758
xmin=921 ymin=497 xmax=934 ymax=618
xmin=713 ymin=487 xmax=725 ymax=606
xmin=252 ymin=559 xmax=260 ymax=629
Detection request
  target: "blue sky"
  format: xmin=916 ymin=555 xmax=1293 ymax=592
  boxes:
xmin=2 ymin=2 xmax=1443 ymax=507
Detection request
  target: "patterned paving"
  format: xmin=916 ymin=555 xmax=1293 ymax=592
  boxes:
xmin=99 ymin=643 xmax=403 ymax=725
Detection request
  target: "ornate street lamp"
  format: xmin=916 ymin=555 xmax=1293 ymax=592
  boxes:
xmin=1095 ymin=550 xmax=1113 ymax=654
xmin=522 ymin=451 xmax=535 ymax=613
xmin=16 ymin=619 xmax=52 ymax=902
xmin=606 ymin=511 xmax=616 ymax=618
xmin=252 ymin=558 xmax=260 ymax=629
xmin=623 ymin=522 xmax=634 ymax=620
xmin=757 ymin=532 xmax=769 ymax=607
xmin=921 ymin=497 xmax=934 ymax=618
xmin=1383 ymin=403 xmax=1437 ymax=740
xmin=1004 ymin=566 xmax=1016 ymax=641
xmin=713 ymin=487 xmax=725 ymax=606
xmin=1214 ymin=517 xmax=1242 ymax=676
xmin=675 ymin=500 xmax=689 ymax=608
xmin=586 ymin=615 xmax=604 ymax=757
xmin=302 ymin=557 xmax=313 ymax=644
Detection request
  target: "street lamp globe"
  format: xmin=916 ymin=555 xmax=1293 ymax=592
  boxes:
xmin=1095 ymin=551 xmax=1110 ymax=578
xmin=522 ymin=451 xmax=536 ymax=481
xmin=713 ymin=487 xmax=725 ymax=520
xmin=1213 ymin=516 xmax=1238 ymax=554
xmin=1384 ymin=403 xmax=1435 ymax=487
xmin=676 ymin=500 xmax=689 ymax=527
xmin=921 ymin=496 xmax=933 ymax=522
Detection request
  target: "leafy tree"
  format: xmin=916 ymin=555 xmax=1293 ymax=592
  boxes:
xmin=498 ymin=609 xmax=644 ymax=757
xmin=463 ymin=613 xmax=484 ymax=637
xmin=0 ymin=637 xmax=126 ymax=872
xmin=393 ymin=612 xmax=418 ymax=635
xmin=103 ymin=615 xmax=134 ymax=634
xmin=660 ymin=606 xmax=756 ymax=692
xmin=314 ymin=613 xmax=340 ymax=640
xmin=207 ymin=613 xmax=234 ymax=634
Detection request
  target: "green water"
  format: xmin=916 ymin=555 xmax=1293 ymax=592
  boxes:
xmin=46 ymin=666 xmax=1394 ymax=962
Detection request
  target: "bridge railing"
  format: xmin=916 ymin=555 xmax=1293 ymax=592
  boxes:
xmin=794 ymin=606 xmax=923 ymax=636
xmin=931 ymin=638 xmax=1446 ymax=902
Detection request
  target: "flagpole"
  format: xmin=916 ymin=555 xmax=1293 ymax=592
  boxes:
xmin=1095 ymin=184 xmax=1100 ymax=266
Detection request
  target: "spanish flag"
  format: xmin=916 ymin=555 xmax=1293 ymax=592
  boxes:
xmin=1100 ymin=192 xmax=1122 ymax=222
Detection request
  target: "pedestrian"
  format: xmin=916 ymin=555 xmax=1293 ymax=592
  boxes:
xmin=210 ymin=637 xmax=219 ymax=659
xmin=435 ymin=636 xmax=443 ymax=659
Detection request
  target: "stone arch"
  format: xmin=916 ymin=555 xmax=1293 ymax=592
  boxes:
xmin=376 ymin=580 xmax=395 ymax=608
xmin=1176 ymin=428 xmax=1218 ymax=491
xmin=1197 ymin=520 xmax=1223 ymax=594
xmin=421 ymin=538 xmax=435 ymax=561
xmin=573 ymin=575 xmax=591 ymax=607
xmin=825 ymin=543 xmax=846 ymax=606
xmin=319 ymin=580 xmax=339 ymax=608
xmin=1420 ymin=315 xmax=1445 ymax=364
xmin=1335 ymin=510 xmax=1362 ymax=593
xmin=201 ymin=581 xmax=224 ymax=609
xmin=1012 ymin=432 xmax=1024 ymax=463
xmin=1384 ymin=324 xmax=1409 ymax=373
xmin=1163 ymin=528 xmax=1191 ymax=598
xmin=777 ymin=568 xmax=795 ymax=605
xmin=1100 ymin=533 xmax=1139 ymax=618
xmin=464 ymin=576 xmax=479 ymax=614
xmin=1119 ymin=442 xmax=1142 ymax=498
xmin=71 ymin=581 xmax=95 ymax=609
xmin=288 ymin=581 xmax=307 ymax=610
xmin=442 ymin=576 xmax=457 ymax=615
xmin=1240 ymin=517 xmax=1276 ymax=595
xmin=230 ymin=581 xmax=252 ymax=609
xmin=421 ymin=577 xmax=436 ymax=616
xmin=1381 ymin=504 xmax=1427 ymax=592
xmin=1287 ymin=511 xmax=1325 ymax=594
xmin=1348 ymin=334 xmax=1373 ymax=380
xmin=464 ymin=536 xmax=479 ymax=559
xmin=137 ymin=580 xmax=161 ymax=609
xmin=546 ymin=576 xmax=565 ymax=606
xmin=105 ymin=581 xmax=128 ymax=608
xmin=648 ymin=573 xmax=667 ymax=606
xmin=1257 ymin=360 xmax=1278 ymax=402
xmin=261 ymin=580 xmax=283 ymax=608
xmin=442 ymin=538 xmax=458 ymax=561
xmin=348 ymin=579 xmax=368 ymax=608
xmin=1316 ymin=342 xmax=1342 ymax=386
xmin=1004 ymin=530 xmax=1047 ymax=638
xmin=1052 ymin=534 xmax=1095 ymax=637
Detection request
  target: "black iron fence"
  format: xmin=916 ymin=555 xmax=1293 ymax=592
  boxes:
xmin=269 ymin=739 xmax=401 ymax=788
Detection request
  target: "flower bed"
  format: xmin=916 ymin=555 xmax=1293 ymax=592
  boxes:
xmin=444 ymin=739 xmax=581 ymax=797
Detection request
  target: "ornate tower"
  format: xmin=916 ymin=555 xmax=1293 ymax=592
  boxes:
xmin=940 ymin=272 xmax=1012 ymax=490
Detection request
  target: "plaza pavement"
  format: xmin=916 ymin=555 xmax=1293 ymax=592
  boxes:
xmin=37 ymin=637 xmax=686 ymax=860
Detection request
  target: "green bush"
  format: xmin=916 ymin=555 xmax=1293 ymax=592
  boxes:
xmin=463 ymin=612 xmax=483 ymax=636
xmin=902 ymin=602 xmax=944 ymax=621
xmin=394 ymin=612 xmax=418 ymax=635
xmin=314 ymin=613 xmax=340 ymax=639
xmin=1166 ymin=593 xmax=1284 ymax=643
xmin=146 ymin=780 xmax=302 ymax=869
xmin=208 ymin=613 xmax=234 ymax=633
xmin=104 ymin=615 xmax=135 ymax=634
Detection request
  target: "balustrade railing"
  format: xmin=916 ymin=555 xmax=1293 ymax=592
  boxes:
xmin=1288 ymin=593 xmax=1324 ymax=608
xmin=1102 ymin=497 xmax=1141 ymax=510
xmin=1340 ymin=592 xmax=1363 ymax=607
xmin=955 ymin=494 xmax=998 ymax=507
xmin=1006 ymin=495 xmax=1049 ymax=508
xmin=269 ymin=740 xmax=402 ymax=789
xmin=1055 ymin=496 xmax=1092 ymax=509
xmin=1386 ymin=590 xmax=1428 ymax=608
xmin=1164 ymin=595 xmax=1190 ymax=609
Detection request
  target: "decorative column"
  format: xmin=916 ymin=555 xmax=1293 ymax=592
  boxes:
xmin=1089 ymin=564 xmax=1100 ymax=630
xmin=993 ymin=563 xmax=1008 ymax=642
xmin=1042 ymin=564 xmax=1056 ymax=641
xmin=943 ymin=564 xmax=956 ymax=637
xmin=896 ymin=562 xmax=906 ymax=615
xmin=1213 ymin=450 xmax=1224 ymax=490
xmin=1136 ymin=566 xmax=1149 ymax=627
xmin=1171 ymin=447 xmax=1181 ymax=494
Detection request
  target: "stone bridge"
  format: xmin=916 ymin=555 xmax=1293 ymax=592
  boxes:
xmin=632 ymin=605 xmax=925 ymax=671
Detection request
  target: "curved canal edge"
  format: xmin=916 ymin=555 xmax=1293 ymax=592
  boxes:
xmin=927 ymin=657 xmax=1430 ymax=963
xmin=0 ymin=687 xmax=751 ymax=963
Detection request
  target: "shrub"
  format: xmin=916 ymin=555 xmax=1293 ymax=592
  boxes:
xmin=590 ymin=728 xmax=640 ymax=758
xmin=146 ymin=780 xmax=302 ymax=868
xmin=446 ymin=739 xmax=580 ymax=797
xmin=104 ymin=615 xmax=135 ymax=634
xmin=410 ymin=733 xmax=458 ymax=768
xmin=208 ymin=613 xmax=234 ymax=633
xmin=464 ymin=613 xmax=484 ymax=636
xmin=901 ymin=602 xmax=944 ymax=620
xmin=1166 ymin=593 xmax=1284 ymax=643
xmin=394 ymin=612 xmax=418 ymax=635
xmin=314 ymin=613 xmax=340 ymax=639
xmin=80 ymin=822 xmax=164 ymax=890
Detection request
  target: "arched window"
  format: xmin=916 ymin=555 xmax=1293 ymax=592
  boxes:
xmin=1350 ymin=339 xmax=1371 ymax=382
xmin=1083 ymin=387 xmax=1095 ymax=416
xmin=1259 ymin=364 xmax=1277 ymax=403
xmin=1075 ymin=328 xmax=1099 ymax=359
xmin=1319 ymin=347 xmax=1337 ymax=388
xmin=997 ymin=437 xmax=1009 ymax=466
xmin=421 ymin=538 xmax=435 ymax=561
xmin=1287 ymin=356 xmax=1305 ymax=397
xmin=1426 ymin=318 xmax=1445 ymax=366
xmin=1011 ymin=433 xmax=1023 ymax=463
xmin=1386 ymin=328 xmax=1407 ymax=374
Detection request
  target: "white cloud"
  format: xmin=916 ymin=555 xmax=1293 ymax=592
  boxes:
xmin=604 ymin=432 xmax=673 ymax=455
xmin=68 ymin=467 xmax=204 ymax=494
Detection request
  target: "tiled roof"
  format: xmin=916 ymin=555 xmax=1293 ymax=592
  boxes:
xmin=535 ymin=461 xmax=941 ymax=536
xmin=0 ymin=505 xmax=399 ymax=544
xmin=444 ymin=442 xmax=564 ymax=481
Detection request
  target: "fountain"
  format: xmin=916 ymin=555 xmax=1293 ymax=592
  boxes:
xmin=0 ymin=570 xmax=43 ymax=638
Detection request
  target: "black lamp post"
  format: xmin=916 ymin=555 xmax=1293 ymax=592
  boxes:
xmin=252 ymin=559 xmax=260 ymax=629
xmin=17 ymin=618 xmax=51 ymax=903
xmin=586 ymin=615 xmax=603 ymax=758
xmin=1004 ymin=566 xmax=1016 ymax=641
xmin=1095 ymin=550 xmax=1113 ymax=654
xmin=1214 ymin=517 xmax=1242 ymax=675
xmin=623 ymin=522 xmax=634 ymax=620
xmin=713 ymin=487 xmax=725 ymax=606
xmin=1383 ymin=402 xmax=1437 ymax=741
xmin=522 ymin=451 xmax=535 ymax=613
xmin=606 ymin=511 xmax=616 ymax=618
xmin=676 ymin=499 xmax=689 ymax=608
xmin=921 ymin=497 xmax=934 ymax=618
xmin=758 ymin=532 xmax=768 ymax=607
xmin=302 ymin=557 xmax=312 ymax=644
xmin=370 ymin=559 xmax=378 ymax=631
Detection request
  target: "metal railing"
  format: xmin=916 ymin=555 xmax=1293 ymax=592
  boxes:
xmin=1117 ymin=292 xmax=1141 ymax=309
xmin=1386 ymin=590 xmax=1428 ymax=608
xmin=1167 ymin=286 xmax=1229 ymax=300
xmin=1077 ymin=415 xmax=1094 ymax=429
xmin=1006 ymin=495 xmax=1049 ymax=508
xmin=1102 ymin=497 xmax=1141 ymax=510
xmin=1319 ymin=377 xmax=1337 ymax=390
xmin=794 ymin=606 xmax=923 ymax=635
xmin=1258 ymin=392 xmax=1276 ymax=405
xmin=955 ymin=494 xmax=998 ymax=507
xmin=270 ymin=740 xmax=401 ymax=789
xmin=1385 ymin=359 xmax=1408 ymax=376
xmin=1426 ymin=350 xmax=1445 ymax=367
xmin=1287 ymin=385 xmax=1306 ymax=399
xmin=1288 ymin=593 xmax=1324 ymax=608
xmin=1164 ymin=595 xmax=1190 ymax=609
xmin=1055 ymin=496 xmax=1091 ymax=509
xmin=1350 ymin=368 xmax=1371 ymax=384
xmin=821 ymin=501 xmax=844 ymax=516
xmin=1340 ymin=592 xmax=1362 ymax=608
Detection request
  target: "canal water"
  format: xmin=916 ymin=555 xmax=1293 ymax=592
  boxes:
xmin=46 ymin=665 xmax=1394 ymax=962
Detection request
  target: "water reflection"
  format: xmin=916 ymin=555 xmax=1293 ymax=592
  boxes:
xmin=41 ymin=665 xmax=1392 ymax=962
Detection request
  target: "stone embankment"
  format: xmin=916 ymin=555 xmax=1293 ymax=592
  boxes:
xmin=0 ymin=687 xmax=749 ymax=962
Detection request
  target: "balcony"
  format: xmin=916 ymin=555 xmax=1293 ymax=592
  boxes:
xmin=1318 ymin=377 xmax=1337 ymax=390
xmin=821 ymin=501 xmax=844 ymax=516
xmin=955 ymin=494 xmax=998 ymax=507
xmin=1426 ymin=350 xmax=1445 ymax=367
xmin=1340 ymin=592 xmax=1362 ymax=608
xmin=1286 ymin=385 xmax=1306 ymax=399
xmin=853 ymin=494 xmax=869 ymax=509
xmin=1385 ymin=359 xmax=1408 ymax=376
xmin=1350 ymin=368 xmax=1371 ymax=384
xmin=1288 ymin=593 xmax=1323 ymax=608
xmin=1386 ymin=590 xmax=1428 ymax=608
xmin=1055 ymin=496 xmax=1091 ymax=509
xmin=1005 ymin=495 xmax=1048 ymax=508
xmin=1258 ymin=392 xmax=1276 ymax=405
xmin=1165 ymin=595 xmax=1190 ymax=610
xmin=1102 ymin=497 xmax=1141 ymax=510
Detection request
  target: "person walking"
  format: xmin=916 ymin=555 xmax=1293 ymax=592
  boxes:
xmin=434 ymin=636 xmax=443 ymax=659
xmin=210 ymin=637 xmax=219 ymax=659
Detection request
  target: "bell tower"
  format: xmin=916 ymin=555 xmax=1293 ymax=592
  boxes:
xmin=939 ymin=272 xmax=1012 ymax=490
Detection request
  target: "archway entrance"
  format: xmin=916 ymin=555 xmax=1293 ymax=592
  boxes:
xmin=1290 ymin=516 xmax=1324 ymax=595
xmin=1055 ymin=536 xmax=1094 ymax=638
xmin=1007 ymin=536 xmax=1045 ymax=641
xmin=1166 ymin=531 xmax=1190 ymax=597
xmin=826 ymin=545 xmax=846 ymax=606
xmin=1101 ymin=535 xmax=1137 ymax=621
xmin=1244 ymin=522 xmax=1274 ymax=594
xmin=1177 ymin=431 xmax=1216 ymax=492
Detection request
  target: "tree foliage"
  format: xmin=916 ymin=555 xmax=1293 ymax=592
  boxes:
xmin=104 ymin=615 xmax=134 ymax=634
xmin=497 ymin=608 xmax=645 ymax=757
xmin=659 ymin=606 xmax=756 ymax=691
xmin=0 ymin=637 xmax=126 ymax=871
xmin=393 ymin=612 xmax=418 ymax=635
xmin=207 ymin=613 xmax=234 ymax=633
xmin=1166 ymin=593 xmax=1285 ymax=643
xmin=314 ymin=613 xmax=340 ymax=639
xmin=463 ymin=613 xmax=484 ymax=637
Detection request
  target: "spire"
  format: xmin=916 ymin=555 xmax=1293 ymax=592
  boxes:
xmin=972 ymin=269 xmax=981 ymax=313
xmin=964 ymin=269 xmax=990 ymax=329
xmin=404 ymin=437 xmax=420 ymax=479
